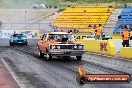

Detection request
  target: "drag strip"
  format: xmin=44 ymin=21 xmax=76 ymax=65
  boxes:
xmin=0 ymin=45 xmax=131 ymax=88
xmin=0 ymin=46 xmax=131 ymax=88
xmin=12 ymin=46 xmax=131 ymax=74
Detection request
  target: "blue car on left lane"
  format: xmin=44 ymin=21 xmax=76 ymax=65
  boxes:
xmin=9 ymin=34 xmax=28 ymax=46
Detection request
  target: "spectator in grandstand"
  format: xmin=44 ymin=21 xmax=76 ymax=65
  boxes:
xmin=124 ymin=4 xmax=127 ymax=7
xmin=107 ymin=8 xmax=110 ymax=13
xmin=121 ymin=26 xmax=130 ymax=47
xmin=72 ymin=6 xmax=75 ymax=8
xmin=68 ymin=30 xmax=75 ymax=42
xmin=95 ymin=24 xmax=103 ymax=40
xmin=118 ymin=15 xmax=121 ymax=19
xmin=73 ymin=29 xmax=76 ymax=33
xmin=68 ymin=5 xmax=70 ymax=7
xmin=93 ymin=25 xmax=96 ymax=29
xmin=77 ymin=30 xmax=79 ymax=33
xmin=88 ymin=25 xmax=92 ymax=28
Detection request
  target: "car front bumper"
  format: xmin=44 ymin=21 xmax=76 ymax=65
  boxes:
xmin=48 ymin=49 xmax=84 ymax=56
xmin=13 ymin=41 xmax=28 ymax=45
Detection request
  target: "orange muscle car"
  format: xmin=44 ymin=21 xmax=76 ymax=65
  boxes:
xmin=37 ymin=32 xmax=84 ymax=61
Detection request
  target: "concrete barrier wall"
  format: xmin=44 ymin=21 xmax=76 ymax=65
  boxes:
xmin=119 ymin=48 xmax=132 ymax=59
xmin=0 ymin=30 xmax=40 ymax=39
xmin=79 ymin=39 xmax=115 ymax=56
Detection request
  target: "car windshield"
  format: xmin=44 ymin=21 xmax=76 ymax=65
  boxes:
xmin=13 ymin=34 xmax=26 ymax=37
xmin=48 ymin=34 xmax=69 ymax=42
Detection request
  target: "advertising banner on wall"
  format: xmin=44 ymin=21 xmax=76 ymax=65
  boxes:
xmin=17 ymin=30 xmax=39 ymax=39
xmin=0 ymin=30 xmax=16 ymax=38
xmin=0 ymin=30 xmax=40 ymax=39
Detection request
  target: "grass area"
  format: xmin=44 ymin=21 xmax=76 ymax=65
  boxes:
xmin=58 ymin=0 xmax=132 ymax=9
xmin=0 ymin=0 xmax=131 ymax=9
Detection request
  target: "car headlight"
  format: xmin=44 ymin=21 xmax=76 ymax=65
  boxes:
xmin=56 ymin=46 xmax=60 ymax=49
xmin=51 ymin=45 xmax=55 ymax=49
xmin=78 ymin=45 xmax=83 ymax=49
xmin=74 ymin=45 xmax=77 ymax=49
xmin=23 ymin=39 xmax=27 ymax=41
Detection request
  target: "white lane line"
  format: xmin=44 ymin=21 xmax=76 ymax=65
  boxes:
xmin=1 ymin=58 xmax=25 ymax=88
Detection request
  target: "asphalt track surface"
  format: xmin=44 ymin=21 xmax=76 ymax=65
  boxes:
xmin=0 ymin=39 xmax=132 ymax=88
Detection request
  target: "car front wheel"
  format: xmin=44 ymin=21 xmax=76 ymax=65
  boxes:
xmin=45 ymin=53 xmax=52 ymax=61
xmin=25 ymin=43 xmax=28 ymax=46
xmin=39 ymin=50 xmax=44 ymax=58
xmin=9 ymin=42 xmax=14 ymax=46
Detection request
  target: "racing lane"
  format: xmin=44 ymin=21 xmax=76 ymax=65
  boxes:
xmin=0 ymin=39 xmax=132 ymax=88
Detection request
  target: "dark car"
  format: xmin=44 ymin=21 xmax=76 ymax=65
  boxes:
xmin=9 ymin=34 xmax=28 ymax=46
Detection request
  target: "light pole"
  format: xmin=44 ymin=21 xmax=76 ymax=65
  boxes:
xmin=25 ymin=10 xmax=27 ymax=30
xmin=84 ymin=9 xmax=86 ymax=33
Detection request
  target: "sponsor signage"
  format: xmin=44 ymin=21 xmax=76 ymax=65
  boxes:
xmin=0 ymin=30 xmax=39 ymax=39
xmin=77 ymin=74 xmax=131 ymax=84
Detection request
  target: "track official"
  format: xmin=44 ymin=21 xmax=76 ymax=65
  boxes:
xmin=121 ymin=26 xmax=130 ymax=47
xmin=95 ymin=24 xmax=103 ymax=40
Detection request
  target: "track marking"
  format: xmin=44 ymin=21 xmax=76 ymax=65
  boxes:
xmin=1 ymin=58 xmax=26 ymax=88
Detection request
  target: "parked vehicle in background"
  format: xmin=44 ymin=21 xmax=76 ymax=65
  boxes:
xmin=37 ymin=32 xmax=84 ymax=61
xmin=87 ymin=32 xmax=112 ymax=40
xmin=9 ymin=34 xmax=28 ymax=46
xmin=32 ymin=4 xmax=47 ymax=9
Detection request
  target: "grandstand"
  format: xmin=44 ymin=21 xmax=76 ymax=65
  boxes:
xmin=52 ymin=6 xmax=114 ymax=33
xmin=113 ymin=6 xmax=132 ymax=34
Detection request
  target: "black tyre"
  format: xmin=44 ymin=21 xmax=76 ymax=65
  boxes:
xmin=10 ymin=42 xmax=14 ymax=46
xmin=46 ymin=54 xmax=52 ymax=61
xmin=25 ymin=43 xmax=28 ymax=46
xmin=76 ymin=56 xmax=82 ymax=61
xmin=39 ymin=50 xmax=44 ymax=58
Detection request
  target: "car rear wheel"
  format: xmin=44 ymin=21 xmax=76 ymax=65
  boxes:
xmin=25 ymin=43 xmax=28 ymax=46
xmin=9 ymin=42 xmax=14 ymax=46
xmin=76 ymin=56 xmax=82 ymax=61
